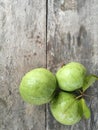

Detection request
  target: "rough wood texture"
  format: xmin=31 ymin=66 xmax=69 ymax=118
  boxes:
xmin=0 ymin=0 xmax=46 ymax=130
xmin=0 ymin=0 xmax=98 ymax=130
xmin=47 ymin=0 xmax=98 ymax=130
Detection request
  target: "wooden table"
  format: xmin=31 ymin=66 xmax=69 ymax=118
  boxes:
xmin=0 ymin=0 xmax=98 ymax=130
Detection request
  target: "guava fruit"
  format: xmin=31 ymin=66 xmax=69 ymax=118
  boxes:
xmin=19 ymin=68 xmax=57 ymax=105
xmin=56 ymin=62 xmax=86 ymax=91
xmin=50 ymin=92 xmax=82 ymax=125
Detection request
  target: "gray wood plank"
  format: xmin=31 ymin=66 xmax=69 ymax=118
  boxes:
xmin=0 ymin=0 xmax=46 ymax=130
xmin=47 ymin=0 xmax=98 ymax=130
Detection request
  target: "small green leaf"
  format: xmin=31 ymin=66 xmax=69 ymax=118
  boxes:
xmin=80 ymin=98 xmax=91 ymax=119
xmin=83 ymin=75 xmax=98 ymax=92
xmin=78 ymin=99 xmax=83 ymax=117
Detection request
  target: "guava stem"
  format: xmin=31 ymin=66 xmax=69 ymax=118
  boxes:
xmin=79 ymin=90 xmax=83 ymax=95
xmin=76 ymin=95 xmax=83 ymax=99
xmin=83 ymin=94 xmax=94 ymax=99
xmin=76 ymin=91 xmax=94 ymax=100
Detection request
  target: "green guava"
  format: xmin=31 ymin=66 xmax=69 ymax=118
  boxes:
xmin=56 ymin=62 xmax=86 ymax=91
xmin=19 ymin=68 xmax=57 ymax=105
xmin=50 ymin=92 xmax=82 ymax=125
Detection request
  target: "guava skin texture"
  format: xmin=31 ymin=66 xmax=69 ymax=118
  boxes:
xmin=19 ymin=68 xmax=57 ymax=105
xmin=56 ymin=62 xmax=86 ymax=91
xmin=50 ymin=92 xmax=82 ymax=125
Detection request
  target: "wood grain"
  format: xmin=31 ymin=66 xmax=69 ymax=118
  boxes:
xmin=0 ymin=0 xmax=46 ymax=130
xmin=0 ymin=0 xmax=98 ymax=130
xmin=47 ymin=0 xmax=98 ymax=130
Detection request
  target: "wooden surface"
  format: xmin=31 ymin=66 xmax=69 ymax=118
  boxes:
xmin=0 ymin=1 xmax=46 ymax=130
xmin=0 ymin=0 xmax=98 ymax=130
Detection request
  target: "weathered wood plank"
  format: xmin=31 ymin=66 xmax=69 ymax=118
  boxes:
xmin=47 ymin=0 xmax=98 ymax=130
xmin=0 ymin=0 xmax=46 ymax=130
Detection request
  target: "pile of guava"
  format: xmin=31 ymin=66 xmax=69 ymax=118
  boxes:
xmin=19 ymin=62 xmax=98 ymax=125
